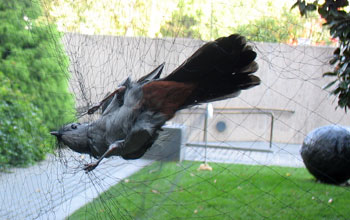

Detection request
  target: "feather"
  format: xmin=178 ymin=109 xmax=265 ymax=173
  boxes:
xmin=51 ymin=34 xmax=261 ymax=172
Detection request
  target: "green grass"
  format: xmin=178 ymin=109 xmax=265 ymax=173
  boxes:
xmin=69 ymin=162 xmax=350 ymax=220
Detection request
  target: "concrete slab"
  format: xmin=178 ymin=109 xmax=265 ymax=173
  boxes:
xmin=0 ymin=150 xmax=153 ymax=220
xmin=184 ymin=141 xmax=304 ymax=167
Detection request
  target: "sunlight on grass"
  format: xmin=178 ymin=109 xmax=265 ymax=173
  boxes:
xmin=70 ymin=161 xmax=350 ymax=220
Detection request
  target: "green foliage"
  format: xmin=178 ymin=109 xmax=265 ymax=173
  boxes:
xmin=41 ymin=0 xmax=332 ymax=45
xmin=70 ymin=162 xmax=350 ymax=219
xmin=0 ymin=0 xmax=75 ymax=168
xmin=0 ymin=72 xmax=51 ymax=169
xmin=234 ymin=16 xmax=290 ymax=43
xmin=41 ymin=0 xmax=155 ymax=36
xmin=160 ymin=0 xmax=203 ymax=39
xmin=233 ymin=6 xmax=330 ymax=44
xmin=293 ymin=0 xmax=350 ymax=110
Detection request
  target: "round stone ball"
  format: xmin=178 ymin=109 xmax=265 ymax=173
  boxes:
xmin=301 ymin=125 xmax=350 ymax=184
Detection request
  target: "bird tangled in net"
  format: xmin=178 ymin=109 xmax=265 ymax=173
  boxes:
xmin=51 ymin=34 xmax=260 ymax=172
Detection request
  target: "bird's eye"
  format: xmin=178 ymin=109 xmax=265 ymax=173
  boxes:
xmin=71 ymin=124 xmax=77 ymax=129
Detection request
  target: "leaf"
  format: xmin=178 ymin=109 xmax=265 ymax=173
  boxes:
xmin=323 ymin=72 xmax=337 ymax=77
xmin=339 ymin=81 xmax=348 ymax=89
xmin=299 ymin=1 xmax=307 ymax=16
xmin=332 ymin=87 xmax=342 ymax=95
xmin=339 ymin=62 xmax=349 ymax=74
xmin=197 ymin=163 xmax=213 ymax=171
xmin=151 ymin=189 xmax=160 ymax=194
xmin=342 ymin=66 xmax=350 ymax=76
xmin=318 ymin=7 xmax=327 ymax=17
xmin=330 ymin=26 xmax=338 ymax=37
xmin=335 ymin=0 xmax=349 ymax=7
xmin=323 ymin=80 xmax=337 ymax=90
xmin=333 ymin=48 xmax=341 ymax=55
xmin=329 ymin=57 xmax=338 ymax=65
xmin=291 ymin=1 xmax=300 ymax=10
xmin=306 ymin=4 xmax=317 ymax=11
xmin=338 ymin=96 xmax=348 ymax=107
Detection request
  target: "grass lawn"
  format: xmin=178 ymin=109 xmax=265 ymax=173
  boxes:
xmin=69 ymin=161 xmax=350 ymax=220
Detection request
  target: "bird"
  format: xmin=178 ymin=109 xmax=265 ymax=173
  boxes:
xmin=50 ymin=34 xmax=260 ymax=172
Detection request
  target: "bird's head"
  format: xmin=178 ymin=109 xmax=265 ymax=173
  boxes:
xmin=50 ymin=122 xmax=91 ymax=155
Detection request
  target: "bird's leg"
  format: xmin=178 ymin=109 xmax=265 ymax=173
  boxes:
xmin=84 ymin=140 xmax=125 ymax=172
xmin=87 ymin=86 xmax=126 ymax=115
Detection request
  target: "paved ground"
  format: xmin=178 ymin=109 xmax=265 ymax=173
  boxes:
xmin=0 ymin=150 xmax=153 ymax=220
xmin=0 ymin=141 xmax=303 ymax=220
xmin=185 ymin=141 xmax=304 ymax=167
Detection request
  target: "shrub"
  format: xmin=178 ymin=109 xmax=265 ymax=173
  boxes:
xmin=0 ymin=72 xmax=51 ymax=169
xmin=0 ymin=0 xmax=75 ymax=168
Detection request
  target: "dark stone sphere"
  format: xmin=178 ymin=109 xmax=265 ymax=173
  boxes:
xmin=301 ymin=125 xmax=350 ymax=184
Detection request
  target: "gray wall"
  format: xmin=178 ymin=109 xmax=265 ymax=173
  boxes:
xmin=62 ymin=33 xmax=349 ymax=144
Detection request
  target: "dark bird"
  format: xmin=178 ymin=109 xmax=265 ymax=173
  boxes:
xmin=50 ymin=34 xmax=261 ymax=172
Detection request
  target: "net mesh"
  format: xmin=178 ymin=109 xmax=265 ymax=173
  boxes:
xmin=1 ymin=0 xmax=349 ymax=219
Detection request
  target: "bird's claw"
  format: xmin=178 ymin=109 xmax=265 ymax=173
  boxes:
xmin=83 ymin=162 xmax=98 ymax=172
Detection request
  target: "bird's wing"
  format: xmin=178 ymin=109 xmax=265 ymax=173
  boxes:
xmin=137 ymin=63 xmax=165 ymax=84
xmin=119 ymin=110 xmax=167 ymax=159
xmin=101 ymin=63 xmax=165 ymax=114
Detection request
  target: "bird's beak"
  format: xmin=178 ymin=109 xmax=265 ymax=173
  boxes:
xmin=50 ymin=131 xmax=61 ymax=137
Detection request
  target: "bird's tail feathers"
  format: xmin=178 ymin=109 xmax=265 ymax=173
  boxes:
xmin=163 ymin=34 xmax=260 ymax=108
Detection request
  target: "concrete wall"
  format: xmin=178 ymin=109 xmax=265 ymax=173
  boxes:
xmin=62 ymin=33 xmax=349 ymax=144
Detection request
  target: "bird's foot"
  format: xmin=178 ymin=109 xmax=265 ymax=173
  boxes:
xmin=83 ymin=162 xmax=99 ymax=172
